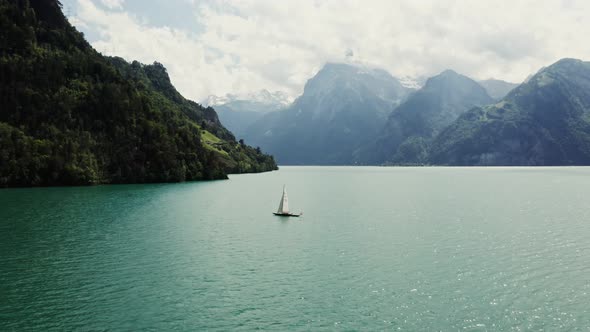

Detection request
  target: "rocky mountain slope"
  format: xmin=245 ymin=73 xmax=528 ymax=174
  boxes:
xmin=363 ymin=70 xmax=494 ymax=164
xmin=430 ymin=59 xmax=590 ymax=165
xmin=243 ymin=63 xmax=414 ymax=164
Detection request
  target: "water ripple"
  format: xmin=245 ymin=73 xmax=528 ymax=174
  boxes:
xmin=1 ymin=167 xmax=590 ymax=330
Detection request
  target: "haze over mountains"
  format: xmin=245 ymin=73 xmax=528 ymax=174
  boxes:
xmin=478 ymin=79 xmax=519 ymax=100
xmin=225 ymin=62 xmax=515 ymax=165
xmin=242 ymin=63 xmax=415 ymax=164
xmin=366 ymin=70 xmax=494 ymax=165
xmin=218 ymin=58 xmax=590 ymax=166
xmin=203 ymin=90 xmax=292 ymax=139
xmin=431 ymin=59 xmax=590 ymax=165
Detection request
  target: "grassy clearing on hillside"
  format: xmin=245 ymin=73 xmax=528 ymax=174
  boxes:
xmin=200 ymin=129 xmax=229 ymax=156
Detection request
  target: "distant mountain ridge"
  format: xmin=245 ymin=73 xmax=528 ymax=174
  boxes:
xmin=430 ymin=58 xmax=590 ymax=165
xmin=478 ymin=79 xmax=519 ymax=100
xmin=212 ymin=58 xmax=590 ymax=167
xmin=204 ymin=90 xmax=292 ymax=139
xmin=242 ymin=62 xmax=415 ymax=164
xmin=398 ymin=76 xmax=426 ymax=90
xmin=203 ymin=90 xmax=293 ymax=109
xmin=360 ymin=70 xmax=494 ymax=164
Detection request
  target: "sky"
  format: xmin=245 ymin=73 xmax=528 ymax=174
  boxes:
xmin=62 ymin=0 xmax=590 ymax=103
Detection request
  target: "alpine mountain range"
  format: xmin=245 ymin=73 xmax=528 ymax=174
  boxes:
xmin=209 ymin=59 xmax=590 ymax=166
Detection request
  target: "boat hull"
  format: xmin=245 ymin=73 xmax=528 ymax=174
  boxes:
xmin=273 ymin=213 xmax=301 ymax=217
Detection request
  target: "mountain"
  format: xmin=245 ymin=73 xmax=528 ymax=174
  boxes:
xmin=398 ymin=76 xmax=426 ymax=90
xmin=243 ymin=63 xmax=414 ymax=164
xmin=478 ymin=79 xmax=519 ymax=100
xmin=364 ymin=70 xmax=494 ymax=164
xmin=203 ymin=90 xmax=292 ymax=109
xmin=0 ymin=0 xmax=276 ymax=187
xmin=430 ymin=58 xmax=590 ymax=165
xmin=205 ymin=90 xmax=291 ymax=139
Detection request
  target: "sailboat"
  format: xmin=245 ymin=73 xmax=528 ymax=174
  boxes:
xmin=273 ymin=185 xmax=302 ymax=217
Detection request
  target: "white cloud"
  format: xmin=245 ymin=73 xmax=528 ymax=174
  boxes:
xmin=99 ymin=0 xmax=124 ymax=10
xmin=70 ymin=0 xmax=590 ymax=103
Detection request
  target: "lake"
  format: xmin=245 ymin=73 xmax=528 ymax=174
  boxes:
xmin=1 ymin=166 xmax=590 ymax=331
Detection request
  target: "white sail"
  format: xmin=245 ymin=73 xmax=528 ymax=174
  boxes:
xmin=277 ymin=185 xmax=289 ymax=214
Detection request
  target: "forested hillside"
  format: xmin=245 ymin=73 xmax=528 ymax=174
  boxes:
xmin=0 ymin=0 xmax=276 ymax=187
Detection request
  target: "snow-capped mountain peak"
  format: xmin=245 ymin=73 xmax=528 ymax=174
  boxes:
xmin=202 ymin=90 xmax=293 ymax=107
xmin=398 ymin=76 xmax=423 ymax=89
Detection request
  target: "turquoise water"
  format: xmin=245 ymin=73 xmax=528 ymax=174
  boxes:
xmin=1 ymin=167 xmax=590 ymax=331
